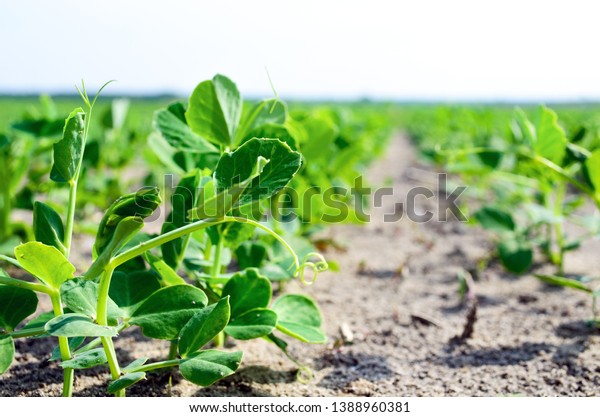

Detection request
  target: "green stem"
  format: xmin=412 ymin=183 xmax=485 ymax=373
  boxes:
xmin=167 ymin=339 xmax=179 ymax=362
xmin=63 ymin=180 xmax=78 ymax=257
xmin=213 ymin=331 xmax=225 ymax=348
xmin=49 ymin=290 xmax=74 ymax=397
xmin=9 ymin=326 xmax=46 ymax=339
xmin=107 ymin=217 xmax=300 ymax=273
xmin=553 ymin=183 xmax=567 ymax=275
xmin=0 ymin=178 xmax=10 ymax=242
xmin=129 ymin=359 xmax=179 ymax=374
xmin=210 ymin=237 xmax=223 ymax=278
xmin=0 ymin=254 xmax=21 ymax=269
xmin=101 ymin=336 xmax=125 ymax=397
xmin=96 ymin=267 xmax=125 ymax=397
xmin=0 ymin=273 xmax=53 ymax=295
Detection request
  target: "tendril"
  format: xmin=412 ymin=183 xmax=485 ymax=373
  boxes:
xmin=295 ymin=252 xmax=328 ymax=286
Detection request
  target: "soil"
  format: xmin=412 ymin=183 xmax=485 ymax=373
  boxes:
xmin=1 ymin=135 xmax=600 ymax=397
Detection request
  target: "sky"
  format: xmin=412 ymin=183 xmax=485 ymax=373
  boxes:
xmin=0 ymin=0 xmax=599 ymax=101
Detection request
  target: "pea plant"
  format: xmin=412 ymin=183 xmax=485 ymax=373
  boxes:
xmin=0 ymin=76 xmax=328 ymax=397
xmin=439 ymin=106 xmax=595 ymax=275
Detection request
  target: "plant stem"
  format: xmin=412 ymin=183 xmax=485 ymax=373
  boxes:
xmin=10 ymin=326 xmax=46 ymax=339
xmin=0 ymin=273 xmax=53 ymax=295
xmin=213 ymin=331 xmax=225 ymax=348
xmin=553 ymin=183 xmax=566 ymax=275
xmin=96 ymin=267 xmax=125 ymax=397
xmin=210 ymin=237 xmax=223 ymax=278
xmin=129 ymin=359 xmax=180 ymax=374
xmin=0 ymin=254 xmax=24 ymax=270
xmin=107 ymin=217 xmax=300 ymax=272
xmin=63 ymin=180 xmax=78 ymax=257
xmin=167 ymin=339 xmax=179 ymax=361
xmin=0 ymin=179 xmax=10 ymax=242
xmin=49 ymin=290 xmax=74 ymax=397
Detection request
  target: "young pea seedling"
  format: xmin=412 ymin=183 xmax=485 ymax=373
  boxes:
xmin=0 ymin=77 xmax=329 ymax=396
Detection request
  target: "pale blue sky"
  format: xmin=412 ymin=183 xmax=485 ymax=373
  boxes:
xmin=0 ymin=0 xmax=598 ymax=101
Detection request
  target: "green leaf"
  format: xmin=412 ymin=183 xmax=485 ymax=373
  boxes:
xmin=498 ymin=239 xmax=533 ymax=274
xmin=50 ymin=108 xmax=85 ymax=183
xmin=154 ymin=102 xmax=218 ymax=153
xmin=272 ymin=294 xmax=326 ymax=344
xmin=33 ymin=202 xmax=66 ymax=253
xmin=45 ymin=313 xmax=118 ymax=337
xmin=235 ymin=242 xmax=268 ymax=270
xmin=535 ymin=274 xmax=592 ymax=293
xmin=0 ymin=336 xmax=14 ymax=374
xmin=225 ymin=308 xmax=277 ymax=340
xmin=474 ymin=207 xmax=515 ymax=233
xmin=186 ymin=74 xmax=242 ymax=146
xmin=0 ymin=285 xmax=38 ymax=332
xmin=585 ymin=150 xmax=600 ymax=193
xmin=14 ymin=242 xmax=75 ymax=289
xmin=59 ymin=348 xmax=107 ymax=369
xmin=107 ymin=372 xmax=146 ymax=394
xmin=243 ymin=124 xmax=297 ymax=149
xmin=109 ymin=271 xmax=161 ymax=318
xmin=162 ymin=170 xmax=202 ymax=268
xmin=178 ymin=297 xmax=230 ymax=358
xmin=214 ymin=138 xmax=302 ymax=206
xmin=222 ymin=268 xmax=272 ymax=318
xmin=130 ymin=285 xmax=208 ymax=339
xmin=61 ymin=279 xmax=121 ymax=323
xmin=222 ymin=223 xmax=256 ymax=250
xmin=94 ymin=188 xmax=161 ymax=257
xmin=236 ymin=99 xmax=287 ymax=142
xmin=145 ymin=253 xmax=187 ymax=286
xmin=179 ymin=350 xmax=243 ymax=387
xmin=533 ymin=106 xmax=566 ymax=165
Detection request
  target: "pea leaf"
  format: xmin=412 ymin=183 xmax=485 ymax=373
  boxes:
xmin=130 ymin=285 xmax=208 ymax=340
xmin=109 ymin=271 xmax=161 ymax=318
xmin=0 ymin=284 xmax=38 ymax=332
xmin=186 ymin=74 xmax=242 ymax=147
xmin=61 ymin=279 xmax=122 ymax=324
xmin=214 ymin=138 xmax=302 ymax=206
xmin=236 ymin=99 xmax=287 ymax=142
xmin=585 ymin=150 xmax=600 ymax=194
xmin=50 ymin=108 xmax=85 ymax=183
xmin=225 ymin=308 xmax=277 ymax=340
xmin=178 ymin=297 xmax=230 ymax=358
xmin=154 ymin=102 xmax=218 ymax=153
xmin=45 ymin=313 xmax=118 ymax=337
xmin=474 ymin=207 xmax=515 ymax=233
xmin=222 ymin=268 xmax=271 ymax=318
xmin=533 ymin=106 xmax=566 ymax=165
xmin=107 ymin=372 xmax=146 ymax=394
xmin=272 ymin=294 xmax=326 ymax=344
xmin=59 ymin=348 xmax=107 ymax=370
xmin=0 ymin=335 xmax=14 ymax=375
xmin=14 ymin=242 xmax=75 ymax=289
xmin=498 ymin=239 xmax=533 ymax=274
xmin=145 ymin=253 xmax=187 ymax=286
xmin=33 ymin=202 xmax=66 ymax=254
xmin=179 ymin=350 xmax=243 ymax=387
xmin=161 ymin=170 xmax=201 ymax=268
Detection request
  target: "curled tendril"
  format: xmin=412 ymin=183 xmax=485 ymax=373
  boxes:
xmin=296 ymin=366 xmax=314 ymax=384
xmin=295 ymin=252 xmax=329 ymax=286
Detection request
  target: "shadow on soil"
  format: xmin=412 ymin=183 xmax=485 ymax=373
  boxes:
xmin=315 ymin=351 xmax=394 ymax=390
